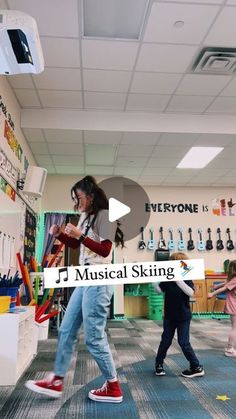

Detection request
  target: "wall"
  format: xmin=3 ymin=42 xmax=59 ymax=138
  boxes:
xmin=0 ymin=76 xmax=37 ymax=272
xmin=42 ymin=177 xmax=236 ymax=271
xmin=124 ymin=185 xmax=236 ymax=271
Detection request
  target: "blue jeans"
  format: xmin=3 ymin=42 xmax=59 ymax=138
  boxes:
xmin=54 ymin=285 xmax=117 ymax=380
xmin=155 ymin=317 xmax=200 ymax=369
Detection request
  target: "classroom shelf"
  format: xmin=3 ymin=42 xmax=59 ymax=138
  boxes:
xmin=0 ymin=307 xmax=37 ymax=385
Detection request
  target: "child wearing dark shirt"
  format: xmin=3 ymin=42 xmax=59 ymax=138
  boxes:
xmin=153 ymin=252 xmax=205 ymax=378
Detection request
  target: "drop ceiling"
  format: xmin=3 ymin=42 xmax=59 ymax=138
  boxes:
xmin=2 ymin=0 xmax=236 ymax=186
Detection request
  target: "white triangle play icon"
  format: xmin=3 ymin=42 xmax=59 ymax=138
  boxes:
xmin=109 ymin=197 xmax=131 ymax=222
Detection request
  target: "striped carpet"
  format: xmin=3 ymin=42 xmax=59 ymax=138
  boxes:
xmin=0 ymin=318 xmax=235 ymax=419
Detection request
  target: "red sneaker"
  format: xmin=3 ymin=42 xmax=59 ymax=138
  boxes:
xmin=25 ymin=374 xmax=63 ymax=398
xmin=89 ymin=380 xmax=123 ymax=403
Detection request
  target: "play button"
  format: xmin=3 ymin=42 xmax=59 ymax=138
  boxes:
xmin=109 ymin=197 xmax=131 ymax=222
xmin=98 ymin=176 xmax=150 ymax=242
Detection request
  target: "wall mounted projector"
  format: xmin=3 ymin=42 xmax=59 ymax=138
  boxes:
xmin=0 ymin=10 xmax=44 ymax=74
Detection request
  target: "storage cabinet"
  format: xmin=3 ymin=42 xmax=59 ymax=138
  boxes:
xmin=0 ymin=307 xmax=37 ymax=385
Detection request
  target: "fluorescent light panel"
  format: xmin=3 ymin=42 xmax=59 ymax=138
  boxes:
xmin=83 ymin=0 xmax=149 ymax=39
xmin=177 ymin=147 xmax=224 ymax=169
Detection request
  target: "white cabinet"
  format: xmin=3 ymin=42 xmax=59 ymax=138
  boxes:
xmin=0 ymin=307 xmax=37 ymax=385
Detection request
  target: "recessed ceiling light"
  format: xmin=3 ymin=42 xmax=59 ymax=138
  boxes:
xmin=177 ymin=147 xmax=223 ymax=169
xmin=174 ymin=20 xmax=184 ymax=29
xmin=83 ymin=0 xmax=149 ymax=39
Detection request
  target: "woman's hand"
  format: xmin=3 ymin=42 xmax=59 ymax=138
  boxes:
xmin=65 ymin=223 xmax=82 ymax=239
xmin=49 ymin=224 xmax=62 ymax=237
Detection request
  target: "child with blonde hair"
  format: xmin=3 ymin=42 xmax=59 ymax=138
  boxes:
xmin=153 ymin=252 xmax=204 ymax=378
xmin=208 ymin=259 xmax=236 ymax=357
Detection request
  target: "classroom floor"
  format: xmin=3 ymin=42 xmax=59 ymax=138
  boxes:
xmin=0 ymin=318 xmax=235 ymax=419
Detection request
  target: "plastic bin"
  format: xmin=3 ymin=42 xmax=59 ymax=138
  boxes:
xmin=36 ymin=319 xmax=49 ymax=340
xmin=0 ymin=287 xmax=19 ymax=309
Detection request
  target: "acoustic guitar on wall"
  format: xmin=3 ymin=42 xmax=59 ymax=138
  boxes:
xmin=216 ymin=227 xmax=224 ymax=251
xmin=158 ymin=226 xmax=167 ymax=249
xmin=197 ymin=228 xmax=205 ymax=251
xmin=168 ymin=228 xmax=175 ymax=251
xmin=178 ymin=228 xmax=186 ymax=251
xmin=187 ymin=227 xmax=195 ymax=251
xmin=138 ymin=226 xmax=146 ymax=250
xmin=206 ymin=228 xmax=213 ymax=251
xmin=226 ymin=227 xmax=234 ymax=251
xmin=147 ymin=227 xmax=156 ymax=250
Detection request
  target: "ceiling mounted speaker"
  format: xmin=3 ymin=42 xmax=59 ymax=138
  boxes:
xmin=23 ymin=166 xmax=47 ymax=198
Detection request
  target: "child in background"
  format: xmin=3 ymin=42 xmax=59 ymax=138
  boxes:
xmin=208 ymin=260 xmax=236 ymax=357
xmin=153 ymin=252 xmax=204 ymax=378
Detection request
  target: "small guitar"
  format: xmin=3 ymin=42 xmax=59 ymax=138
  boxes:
xmin=147 ymin=227 xmax=156 ymax=250
xmin=206 ymin=228 xmax=213 ymax=251
xmin=216 ymin=227 xmax=224 ymax=251
xmin=226 ymin=227 xmax=234 ymax=251
xmin=138 ymin=226 xmax=146 ymax=250
xmin=178 ymin=228 xmax=186 ymax=251
xmin=158 ymin=226 xmax=167 ymax=249
xmin=168 ymin=228 xmax=175 ymax=251
xmin=187 ymin=227 xmax=195 ymax=251
xmin=197 ymin=228 xmax=205 ymax=251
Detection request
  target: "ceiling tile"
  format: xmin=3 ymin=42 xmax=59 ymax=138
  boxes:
xmin=83 ymin=70 xmax=131 ymax=92
xmin=176 ymin=74 xmax=231 ymax=96
xmin=44 ymin=129 xmax=83 ymax=143
xmin=41 ymin=38 xmax=80 ymax=68
xmin=85 ymin=166 xmax=113 ymax=175
xmin=38 ymin=90 xmax=83 ymax=108
xmin=206 ymin=97 xmax=236 ymax=113
xmin=162 ymin=177 xmax=189 ymax=185
xmin=115 ymin=156 xmax=148 ymax=167
xmin=82 ymin=40 xmax=139 ymax=70
xmin=8 ymin=0 xmax=79 ymax=37
xmin=23 ymin=128 xmax=45 ymax=142
xmin=35 ymin=155 xmax=53 ymax=165
xmin=220 ymin=77 xmax=236 ymax=96
xmin=33 ymin=68 xmax=81 ymax=90
xmin=193 ymin=133 xmax=235 ymax=146
xmin=130 ymin=72 xmax=182 ymax=94
xmin=138 ymin=175 xmax=167 ymax=184
xmin=170 ymin=0 xmax=223 ymax=3
xmin=141 ymin=167 xmax=172 ymax=176
xmin=146 ymin=157 xmax=180 ymax=167
xmin=14 ymin=89 xmax=41 ymax=107
xmin=42 ymin=165 xmax=56 ymax=174
xmin=84 ymin=92 xmax=126 ymax=110
xmin=55 ymin=166 xmax=85 ymax=175
xmin=207 ymin=157 xmax=236 ymax=169
xmin=151 ymin=146 xmax=188 ymax=159
xmin=136 ymin=44 xmax=198 ymax=72
xmin=85 ymin=144 xmax=116 ymax=165
xmin=186 ymin=177 xmax=217 ymax=185
xmin=212 ymin=177 xmax=236 ymax=184
xmin=122 ymin=132 xmax=160 ymax=145
xmin=224 ymin=168 xmax=236 ymax=176
xmin=205 ymin=6 xmax=236 ymax=46
xmin=144 ymin=3 xmax=219 ymax=44
xmin=114 ymin=167 xmax=143 ymax=176
xmin=166 ymin=95 xmax=214 ymax=113
xmin=126 ymin=93 xmax=170 ymax=111
xmin=0 ymin=0 xmax=7 ymax=7
xmin=169 ymin=168 xmax=203 ymax=177
xmin=7 ymin=74 xmax=34 ymax=89
xmin=52 ymin=155 xmax=84 ymax=165
xmin=48 ymin=143 xmax=83 ymax=155
xmin=29 ymin=142 xmax=48 ymax=154
xmin=117 ymin=144 xmax=153 ymax=157
xmin=84 ymin=131 xmax=122 ymax=144
xmin=196 ymin=168 xmax=231 ymax=177
xmin=158 ymin=133 xmax=199 ymax=146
